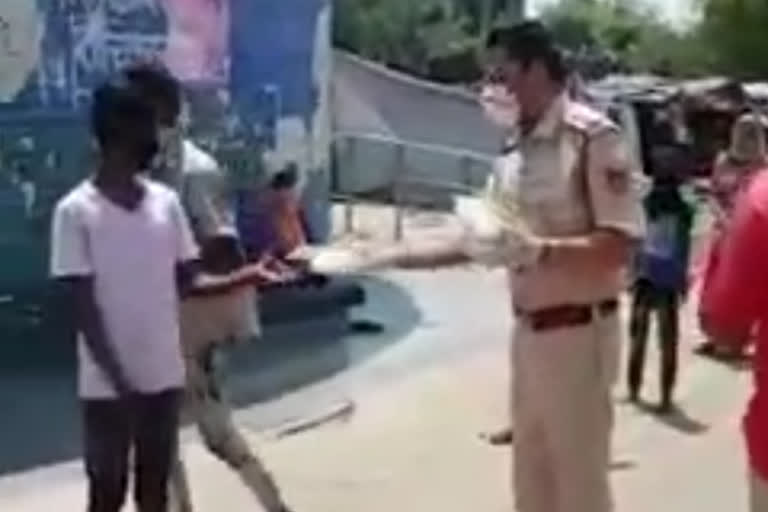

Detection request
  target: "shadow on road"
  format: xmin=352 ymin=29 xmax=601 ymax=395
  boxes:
xmin=694 ymin=350 xmax=752 ymax=373
xmin=225 ymin=275 xmax=422 ymax=407
xmin=610 ymin=460 xmax=636 ymax=472
xmin=633 ymin=401 xmax=710 ymax=435
xmin=0 ymin=275 xmax=420 ymax=477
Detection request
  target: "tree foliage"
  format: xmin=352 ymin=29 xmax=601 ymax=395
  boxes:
xmin=541 ymin=0 xmax=713 ymax=77
xmin=333 ymin=0 xmax=472 ymax=75
xmin=696 ymin=0 xmax=768 ymax=79
xmin=333 ymin=0 xmax=512 ymax=80
xmin=333 ymin=0 xmax=768 ymax=82
xmin=540 ymin=0 xmax=768 ymax=79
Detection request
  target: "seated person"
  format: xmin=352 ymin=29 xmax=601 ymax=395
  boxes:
xmin=266 ymin=163 xmax=307 ymax=258
xmin=240 ymin=163 xmax=379 ymax=331
xmin=243 ymin=163 xmax=327 ymax=287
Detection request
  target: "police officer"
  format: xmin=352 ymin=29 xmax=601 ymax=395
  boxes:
xmin=487 ymin=22 xmax=644 ymax=512
xmin=123 ymin=64 xmax=296 ymax=512
xmin=378 ymin=21 xmax=645 ymax=512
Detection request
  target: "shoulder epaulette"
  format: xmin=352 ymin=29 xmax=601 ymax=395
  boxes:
xmin=563 ymin=100 xmax=616 ymax=138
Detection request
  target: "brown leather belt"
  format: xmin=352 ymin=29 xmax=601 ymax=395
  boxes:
xmin=516 ymin=299 xmax=619 ymax=332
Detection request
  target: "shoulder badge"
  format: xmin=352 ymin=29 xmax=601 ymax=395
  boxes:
xmin=564 ymin=100 xmax=614 ymax=136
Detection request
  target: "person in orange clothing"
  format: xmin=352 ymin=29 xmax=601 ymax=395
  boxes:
xmin=266 ymin=164 xmax=309 ymax=258
xmin=243 ymin=163 xmax=322 ymax=285
xmin=696 ymin=113 xmax=767 ymax=360
xmin=699 ymin=165 xmax=768 ymax=510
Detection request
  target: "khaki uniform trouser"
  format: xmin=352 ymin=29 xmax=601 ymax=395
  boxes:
xmin=751 ymin=472 xmax=768 ymax=512
xmin=511 ymin=310 xmax=620 ymax=512
xmin=169 ymin=290 xmax=284 ymax=512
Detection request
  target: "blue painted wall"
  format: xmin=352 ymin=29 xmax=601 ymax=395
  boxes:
xmin=0 ymin=0 xmax=332 ymax=294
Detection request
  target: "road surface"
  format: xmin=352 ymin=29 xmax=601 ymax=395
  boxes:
xmin=0 ymin=259 xmax=755 ymax=511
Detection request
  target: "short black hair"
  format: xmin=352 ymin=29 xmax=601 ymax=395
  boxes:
xmin=485 ymin=20 xmax=568 ymax=83
xmin=270 ymin=163 xmax=299 ymax=190
xmin=122 ymin=62 xmax=182 ymax=115
xmin=90 ymin=77 xmax=156 ymax=149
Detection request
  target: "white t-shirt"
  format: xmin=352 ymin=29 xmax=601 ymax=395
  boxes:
xmin=50 ymin=179 xmax=199 ymax=399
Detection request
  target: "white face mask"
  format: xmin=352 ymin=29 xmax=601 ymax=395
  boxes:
xmin=480 ymin=85 xmax=520 ymax=130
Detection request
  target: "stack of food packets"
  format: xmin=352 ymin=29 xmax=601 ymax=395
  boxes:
xmin=455 ymin=150 xmax=528 ymax=267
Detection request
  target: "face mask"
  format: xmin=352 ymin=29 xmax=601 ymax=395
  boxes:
xmin=480 ymin=85 xmax=519 ymax=130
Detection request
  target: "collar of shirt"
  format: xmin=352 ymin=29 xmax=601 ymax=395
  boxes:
xmin=525 ymin=93 xmax=567 ymax=142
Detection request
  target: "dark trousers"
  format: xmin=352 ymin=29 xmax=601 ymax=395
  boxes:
xmin=628 ymin=279 xmax=680 ymax=404
xmin=82 ymin=389 xmax=182 ymax=512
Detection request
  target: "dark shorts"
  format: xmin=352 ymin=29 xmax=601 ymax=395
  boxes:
xmin=82 ymin=389 xmax=182 ymax=512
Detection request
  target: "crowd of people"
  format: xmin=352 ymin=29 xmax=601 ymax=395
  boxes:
xmin=46 ymin=18 xmax=768 ymax=512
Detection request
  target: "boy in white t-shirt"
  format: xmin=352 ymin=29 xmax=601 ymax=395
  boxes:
xmin=50 ymin=78 xmax=271 ymax=512
xmin=123 ymin=64 xmax=296 ymax=512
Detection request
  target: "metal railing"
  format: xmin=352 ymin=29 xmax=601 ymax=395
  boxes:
xmin=330 ymin=132 xmax=495 ymax=240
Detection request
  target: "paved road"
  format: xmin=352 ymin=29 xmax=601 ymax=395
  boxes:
xmin=0 ymin=203 xmax=751 ymax=510
xmin=0 ymin=262 xmax=756 ymax=510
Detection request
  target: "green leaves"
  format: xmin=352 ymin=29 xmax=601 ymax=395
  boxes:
xmin=333 ymin=0 xmax=768 ymax=81
xmin=541 ymin=0 xmax=768 ymax=79
xmin=697 ymin=0 xmax=768 ymax=78
xmin=541 ymin=0 xmax=714 ymax=77
xmin=332 ymin=0 xmax=512 ymax=80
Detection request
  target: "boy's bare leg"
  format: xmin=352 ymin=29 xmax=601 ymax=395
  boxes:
xmin=169 ymin=459 xmax=194 ymax=512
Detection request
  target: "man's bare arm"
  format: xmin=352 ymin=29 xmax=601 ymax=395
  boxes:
xmin=176 ymin=260 xmax=288 ymax=298
xmin=64 ymin=277 xmax=132 ymax=395
xmin=176 ymin=233 xmax=292 ymax=297
xmin=370 ymin=237 xmax=471 ymax=270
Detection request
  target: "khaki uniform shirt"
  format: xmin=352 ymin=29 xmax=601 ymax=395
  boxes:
xmin=179 ymin=287 xmax=259 ymax=356
xmin=179 ymin=140 xmax=237 ymax=242
xmin=163 ymin=139 xmax=261 ymax=348
xmin=487 ymin=94 xmax=645 ymax=311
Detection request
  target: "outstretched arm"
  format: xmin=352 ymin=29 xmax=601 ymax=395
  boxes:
xmin=367 ymin=237 xmax=472 ymax=270
xmin=176 ymin=260 xmax=289 ymax=297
